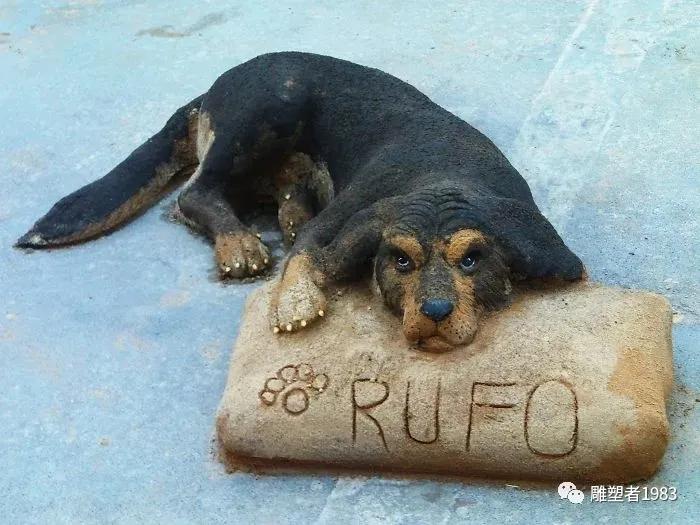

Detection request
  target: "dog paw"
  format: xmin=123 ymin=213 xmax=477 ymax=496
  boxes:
xmin=270 ymin=276 xmax=326 ymax=333
xmin=270 ymin=255 xmax=327 ymax=333
xmin=259 ymin=363 xmax=329 ymax=415
xmin=215 ymin=232 xmax=270 ymax=279
xmin=278 ymin=195 xmax=313 ymax=247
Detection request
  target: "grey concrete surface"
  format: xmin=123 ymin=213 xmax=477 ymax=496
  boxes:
xmin=0 ymin=1 xmax=697 ymax=523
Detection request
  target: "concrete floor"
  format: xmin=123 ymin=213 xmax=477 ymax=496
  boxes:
xmin=1 ymin=1 xmax=698 ymax=523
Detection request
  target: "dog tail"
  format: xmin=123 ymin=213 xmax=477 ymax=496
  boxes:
xmin=15 ymin=95 xmax=204 ymax=249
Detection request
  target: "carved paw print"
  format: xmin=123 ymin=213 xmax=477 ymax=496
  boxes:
xmin=259 ymin=363 xmax=329 ymax=415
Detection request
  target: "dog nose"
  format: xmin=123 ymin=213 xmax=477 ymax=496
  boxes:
xmin=420 ymin=299 xmax=454 ymax=322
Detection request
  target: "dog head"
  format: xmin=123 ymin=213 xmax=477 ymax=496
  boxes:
xmin=372 ymin=186 xmax=584 ymax=351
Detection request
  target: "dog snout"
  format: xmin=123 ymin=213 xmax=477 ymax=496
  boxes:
xmin=420 ymin=298 xmax=454 ymax=322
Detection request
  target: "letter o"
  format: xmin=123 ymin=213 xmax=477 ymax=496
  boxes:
xmin=524 ymin=380 xmax=578 ymax=457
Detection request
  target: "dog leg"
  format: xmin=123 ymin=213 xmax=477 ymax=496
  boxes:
xmin=275 ymin=153 xmax=318 ymax=246
xmin=278 ymin=187 xmax=315 ymax=247
xmin=270 ymin=205 xmax=385 ymax=333
xmin=178 ymin=183 xmax=270 ymax=279
xmin=177 ymin=139 xmax=270 ymax=279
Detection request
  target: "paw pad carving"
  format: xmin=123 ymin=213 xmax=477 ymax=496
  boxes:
xmin=259 ymin=363 xmax=329 ymax=415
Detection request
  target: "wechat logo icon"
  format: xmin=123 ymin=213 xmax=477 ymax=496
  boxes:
xmin=558 ymin=481 xmax=585 ymax=504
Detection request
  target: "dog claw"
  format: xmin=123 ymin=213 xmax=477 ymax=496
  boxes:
xmin=318 ymin=309 xmax=324 ymax=317
xmin=300 ymin=319 xmax=307 ymax=327
xmin=286 ymin=323 xmax=293 ymax=332
xmin=252 ymin=263 xmax=258 ymax=271
xmin=273 ymin=326 xmax=280 ymax=334
xmin=284 ymin=193 xmax=291 ymax=200
xmin=263 ymin=258 xmax=269 ymax=265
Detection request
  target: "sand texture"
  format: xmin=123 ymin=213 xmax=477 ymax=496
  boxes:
xmin=217 ymin=282 xmax=673 ymax=483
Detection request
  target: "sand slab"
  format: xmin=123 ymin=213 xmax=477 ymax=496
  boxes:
xmin=217 ymin=282 xmax=673 ymax=483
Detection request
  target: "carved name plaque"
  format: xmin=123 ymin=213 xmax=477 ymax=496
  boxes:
xmin=217 ymin=283 xmax=673 ymax=483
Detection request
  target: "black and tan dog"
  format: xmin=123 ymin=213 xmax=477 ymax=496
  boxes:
xmin=17 ymin=52 xmax=584 ymax=351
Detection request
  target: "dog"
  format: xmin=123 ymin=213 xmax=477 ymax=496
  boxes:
xmin=16 ymin=52 xmax=584 ymax=351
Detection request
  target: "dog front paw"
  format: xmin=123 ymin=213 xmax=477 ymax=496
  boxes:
xmin=270 ymin=255 xmax=327 ymax=333
xmin=215 ymin=232 xmax=270 ymax=279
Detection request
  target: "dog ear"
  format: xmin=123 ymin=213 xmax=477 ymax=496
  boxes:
xmin=467 ymin=196 xmax=584 ymax=280
xmin=318 ymin=204 xmax=387 ymax=281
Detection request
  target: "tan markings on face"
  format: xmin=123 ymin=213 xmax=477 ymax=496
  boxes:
xmin=401 ymin=272 xmax=437 ymax=342
xmin=444 ymin=229 xmax=487 ymax=265
xmin=408 ymin=229 xmax=486 ymax=348
xmin=386 ymin=235 xmax=425 ymax=266
xmin=438 ymin=274 xmax=481 ymax=346
xmin=390 ymin=229 xmax=489 ymax=348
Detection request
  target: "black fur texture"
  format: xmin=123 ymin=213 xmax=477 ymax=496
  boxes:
xmin=17 ymin=52 xmax=584 ymax=348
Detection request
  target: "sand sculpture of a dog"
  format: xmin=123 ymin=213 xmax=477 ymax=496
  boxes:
xmin=17 ymin=52 xmax=584 ymax=351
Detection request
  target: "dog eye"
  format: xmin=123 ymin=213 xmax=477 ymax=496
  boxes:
xmin=460 ymin=250 xmax=481 ymax=272
xmin=395 ymin=253 xmax=414 ymax=272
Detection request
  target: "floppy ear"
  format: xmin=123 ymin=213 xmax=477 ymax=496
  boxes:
xmin=317 ymin=203 xmax=388 ymax=281
xmin=466 ymin=196 xmax=584 ymax=280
